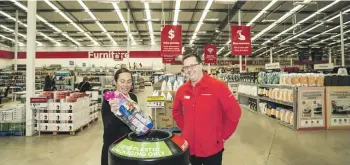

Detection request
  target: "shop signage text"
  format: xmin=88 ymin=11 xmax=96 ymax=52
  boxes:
xmin=88 ymin=51 xmax=128 ymax=61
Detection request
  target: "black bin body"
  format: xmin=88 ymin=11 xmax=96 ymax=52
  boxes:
xmin=109 ymin=130 xmax=190 ymax=165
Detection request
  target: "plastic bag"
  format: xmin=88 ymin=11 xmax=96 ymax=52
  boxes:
xmin=104 ymin=91 xmax=154 ymax=136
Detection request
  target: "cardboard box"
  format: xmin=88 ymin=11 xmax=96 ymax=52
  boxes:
xmin=164 ymin=101 xmax=173 ymax=117
xmin=39 ymin=123 xmax=54 ymax=131
xmin=39 ymin=113 xmax=49 ymax=121
xmin=61 ymin=113 xmax=74 ymax=121
xmin=157 ymin=115 xmax=174 ymax=128
xmin=49 ymin=113 xmax=61 ymax=121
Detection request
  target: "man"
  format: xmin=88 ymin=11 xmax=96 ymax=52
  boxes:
xmin=172 ymin=54 xmax=241 ymax=165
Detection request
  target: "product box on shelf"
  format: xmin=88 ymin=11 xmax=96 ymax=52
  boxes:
xmin=158 ymin=115 xmax=174 ymax=129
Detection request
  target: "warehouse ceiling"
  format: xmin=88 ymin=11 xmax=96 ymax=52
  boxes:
xmin=0 ymin=0 xmax=349 ymax=58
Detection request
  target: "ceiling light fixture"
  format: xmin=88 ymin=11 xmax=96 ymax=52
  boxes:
xmin=112 ymin=2 xmax=136 ymax=45
xmin=173 ymin=0 xmax=181 ymax=25
xmin=264 ymin=0 xmax=341 ymax=45
xmin=144 ymin=2 xmax=156 ymax=45
xmin=77 ymin=0 xmax=117 ymax=45
xmin=43 ymin=0 xmax=96 ymax=46
xmin=189 ymin=0 xmax=214 ymax=45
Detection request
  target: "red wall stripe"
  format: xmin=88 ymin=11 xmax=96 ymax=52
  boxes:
xmin=0 ymin=50 xmax=14 ymax=59
xmin=17 ymin=51 xmax=162 ymax=59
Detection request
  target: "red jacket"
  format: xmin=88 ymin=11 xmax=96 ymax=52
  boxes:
xmin=172 ymin=73 xmax=241 ymax=157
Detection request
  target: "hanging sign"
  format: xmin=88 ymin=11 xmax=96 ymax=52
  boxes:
xmin=204 ymin=44 xmax=217 ymax=64
xmin=162 ymin=54 xmax=175 ymax=64
xmin=231 ymin=25 xmax=252 ymax=56
xmin=297 ymin=87 xmax=325 ymax=130
xmin=265 ymin=62 xmax=280 ymax=70
xmin=161 ymin=25 xmax=182 ymax=55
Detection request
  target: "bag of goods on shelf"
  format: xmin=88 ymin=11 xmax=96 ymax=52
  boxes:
xmin=161 ymin=81 xmax=167 ymax=91
xmin=287 ymin=90 xmax=293 ymax=103
xmin=167 ymin=80 xmax=173 ymax=91
xmin=173 ymin=81 xmax=179 ymax=91
xmin=258 ymin=72 xmax=266 ymax=84
xmin=290 ymin=112 xmax=294 ymax=126
xmin=266 ymin=104 xmax=271 ymax=116
xmin=282 ymin=89 xmax=288 ymax=102
xmin=280 ymin=109 xmax=286 ymax=121
xmin=276 ymin=108 xmax=281 ymax=120
xmin=299 ymin=74 xmax=308 ymax=86
xmin=271 ymin=108 xmax=276 ymax=118
xmin=307 ymin=73 xmax=317 ymax=87
xmin=284 ymin=111 xmax=291 ymax=124
xmin=104 ymin=91 xmax=154 ymax=136
xmin=315 ymin=74 xmax=324 ymax=87
xmin=166 ymin=92 xmax=173 ymax=101
xmin=290 ymin=74 xmax=300 ymax=86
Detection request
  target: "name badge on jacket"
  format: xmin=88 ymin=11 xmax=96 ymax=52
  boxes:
xmin=184 ymin=96 xmax=190 ymax=99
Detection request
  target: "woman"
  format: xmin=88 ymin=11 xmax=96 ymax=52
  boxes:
xmin=77 ymin=76 xmax=92 ymax=92
xmin=43 ymin=73 xmax=55 ymax=91
xmin=101 ymin=68 xmax=137 ymax=165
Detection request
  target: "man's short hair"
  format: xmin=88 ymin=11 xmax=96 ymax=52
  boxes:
xmin=182 ymin=54 xmax=202 ymax=64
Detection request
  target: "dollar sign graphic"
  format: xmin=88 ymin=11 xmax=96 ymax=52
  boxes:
xmin=168 ymin=29 xmax=175 ymax=40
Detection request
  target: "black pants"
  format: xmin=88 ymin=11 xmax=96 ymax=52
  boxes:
xmin=190 ymin=149 xmax=224 ymax=165
xmin=101 ymin=141 xmax=111 ymax=165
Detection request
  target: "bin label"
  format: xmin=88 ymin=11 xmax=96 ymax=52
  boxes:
xmin=111 ymin=139 xmax=172 ymax=158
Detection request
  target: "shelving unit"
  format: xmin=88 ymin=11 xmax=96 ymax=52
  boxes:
xmin=259 ymin=96 xmax=294 ymax=107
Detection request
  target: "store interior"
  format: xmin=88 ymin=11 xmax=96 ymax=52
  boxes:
xmin=0 ymin=0 xmax=350 ymax=165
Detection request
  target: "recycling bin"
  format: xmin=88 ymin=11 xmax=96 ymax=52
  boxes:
xmin=109 ymin=130 xmax=190 ymax=165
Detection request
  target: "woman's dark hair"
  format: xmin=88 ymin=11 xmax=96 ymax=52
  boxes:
xmin=114 ymin=68 xmax=134 ymax=92
xmin=114 ymin=68 xmax=133 ymax=82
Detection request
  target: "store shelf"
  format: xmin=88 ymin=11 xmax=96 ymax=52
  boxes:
xmin=259 ymin=96 xmax=294 ymax=107
xmin=240 ymin=104 xmax=258 ymax=114
xmin=241 ymin=103 xmax=295 ymax=130
xmin=259 ymin=84 xmax=294 ymax=89
xmin=238 ymin=93 xmax=258 ymax=100
xmin=238 ymin=82 xmax=257 ymax=86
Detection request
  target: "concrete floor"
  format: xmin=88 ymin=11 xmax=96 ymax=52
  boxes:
xmin=1 ymin=86 xmax=350 ymax=165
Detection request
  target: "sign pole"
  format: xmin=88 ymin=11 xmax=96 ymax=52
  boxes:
xmin=127 ymin=8 xmax=130 ymax=69
xmin=270 ymin=47 xmax=273 ymax=64
xmin=340 ymin=11 xmax=345 ymax=67
xmin=238 ymin=10 xmax=242 ymax=73
xmin=328 ymin=47 xmax=332 ymax=64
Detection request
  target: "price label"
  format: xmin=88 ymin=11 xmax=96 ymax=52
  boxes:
xmin=30 ymin=103 xmax=48 ymax=108
xmin=147 ymin=101 xmax=164 ymax=108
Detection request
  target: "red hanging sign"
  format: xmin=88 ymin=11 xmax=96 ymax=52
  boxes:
xmin=161 ymin=25 xmax=182 ymax=55
xmin=162 ymin=54 xmax=175 ymax=64
xmin=231 ymin=25 xmax=252 ymax=56
xmin=204 ymin=44 xmax=217 ymax=64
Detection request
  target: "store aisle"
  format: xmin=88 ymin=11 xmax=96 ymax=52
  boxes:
xmin=0 ymin=86 xmax=350 ymax=165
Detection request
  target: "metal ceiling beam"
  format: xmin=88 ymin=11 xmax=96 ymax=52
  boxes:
xmin=277 ymin=5 xmax=350 ymax=46
xmin=0 ymin=8 xmax=332 ymax=15
xmin=124 ymin=1 xmax=143 ymax=45
xmin=207 ymin=0 xmax=247 ymax=44
xmin=2 ymin=19 xmax=341 ymax=27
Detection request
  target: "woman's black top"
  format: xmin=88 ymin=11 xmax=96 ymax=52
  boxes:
xmin=101 ymin=92 xmax=138 ymax=144
xmin=44 ymin=75 xmax=55 ymax=91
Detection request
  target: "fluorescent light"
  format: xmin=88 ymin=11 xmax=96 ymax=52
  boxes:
xmin=77 ymin=0 xmax=116 ymax=45
xmin=264 ymin=0 xmax=341 ymax=45
xmin=173 ymin=0 xmax=181 ymax=25
xmin=247 ymin=0 xmax=278 ymax=26
xmin=112 ymin=2 xmax=136 ymax=45
xmin=280 ymin=24 xmax=323 ymax=45
xmin=205 ymin=18 xmax=219 ymax=21
xmin=1 ymin=3 xmax=62 ymax=46
xmin=144 ymin=2 xmax=156 ymax=45
xmin=189 ymin=0 xmax=214 ymax=44
xmin=43 ymin=0 xmax=97 ymax=45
